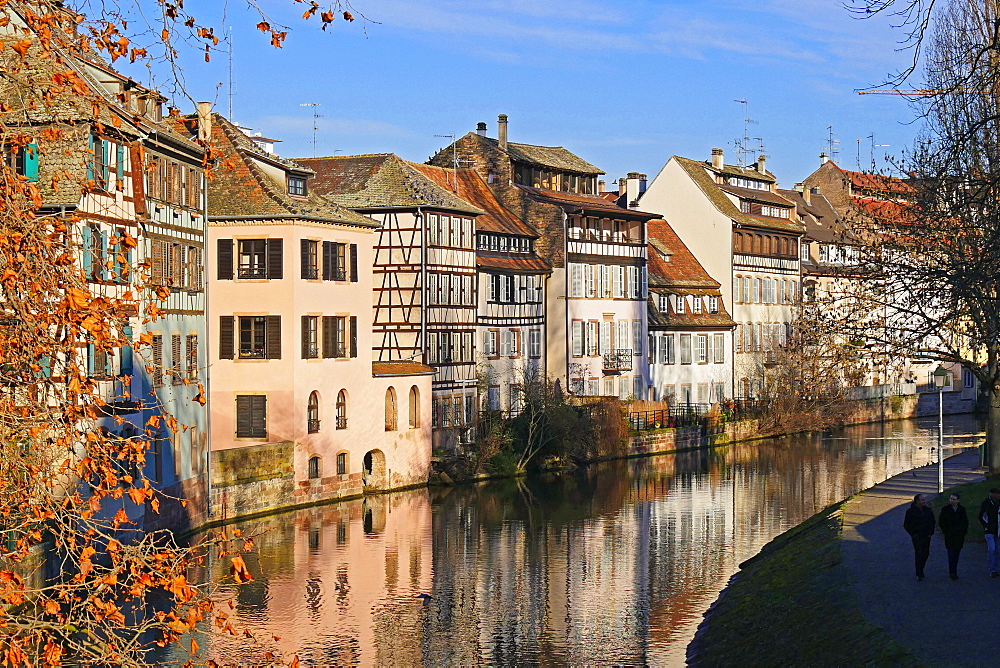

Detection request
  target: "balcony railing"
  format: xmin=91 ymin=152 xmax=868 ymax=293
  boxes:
xmin=237 ymin=264 xmax=267 ymax=279
xmin=239 ymin=347 xmax=266 ymax=359
xmin=336 ymin=416 xmax=348 ymax=430
xmin=307 ymin=419 xmax=321 ymax=433
xmin=603 ymin=349 xmax=633 ymax=372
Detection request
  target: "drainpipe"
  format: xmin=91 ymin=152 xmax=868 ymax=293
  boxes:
xmin=563 ymin=209 xmax=569 ymax=387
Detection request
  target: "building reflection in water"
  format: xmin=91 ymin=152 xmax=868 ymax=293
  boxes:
xmin=178 ymin=415 xmax=981 ymax=666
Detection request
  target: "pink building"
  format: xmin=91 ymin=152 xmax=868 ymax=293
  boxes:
xmin=189 ymin=114 xmax=434 ymax=518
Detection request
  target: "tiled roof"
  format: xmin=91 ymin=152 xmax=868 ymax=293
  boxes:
xmin=294 ymin=154 xmax=483 ymax=215
xmin=647 ymin=300 xmax=737 ymax=330
xmin=372 ymin=361 xmax=436 ymax=377
xmin=517 ymin=185 xmax=660 ymax=219
xmin=713 ymin=161 xmax=776 ymax=184
xmin=197 ymin=115 xmax=377 ymax=227
xmin=409 ymin=164 xmax=536 ymax=237
xmin=646 ymin=219 xmax=721 ymax=290
xmin=718 ymin=184 xmax=795 ymax=207
xmin=467 ymin=133 xmax=603 ymax=174
xmin=477 ymin=253 xmax=551 ymax=273
xmin=673 ymin=157 xmax=805 ymax=234
xmin=777 ymin=188 xmax=857 ymax=244
xmin=843 ymin=168 xmax=915 ymax=195
xmin=852 ymin=196 xmax=915 ymax=223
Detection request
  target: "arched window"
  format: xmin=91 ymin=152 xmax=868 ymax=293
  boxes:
xmin=385 ymin=387 xmax=397 ymax=431
xmin=336 ymin=390 xmax=348 ymax=429
xmin=408 ymin=385 xmax=420 ymax=428
xmin=307 ymin=391 xmax=320 ymax=433
xmin=308 ymin=455 xmax=321 ymax=479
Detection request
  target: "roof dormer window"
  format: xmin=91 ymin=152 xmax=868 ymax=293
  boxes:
xmin=288 ymin=176 xmax=307 ymax=197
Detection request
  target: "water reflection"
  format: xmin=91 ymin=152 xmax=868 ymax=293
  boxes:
xmin=176 ymin=415 xmax=982 ymax=666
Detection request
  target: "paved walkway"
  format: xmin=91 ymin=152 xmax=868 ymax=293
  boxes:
xmin=841 ymin=448 xmax=994 ymax=666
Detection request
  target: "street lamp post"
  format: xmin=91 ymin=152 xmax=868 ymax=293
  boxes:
xmin=933 ymin=365 xmax=951 ymax=493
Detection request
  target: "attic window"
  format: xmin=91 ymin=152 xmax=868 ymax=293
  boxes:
xmin=288 ymin=176 xmax=307 ymax=196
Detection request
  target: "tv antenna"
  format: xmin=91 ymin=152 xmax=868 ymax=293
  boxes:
xmin=733 ymin=99 xmax=759 ymax=167
xmin=226 ymin=27 xmax=235 ymax=119
xmin=300 ymin=103 xmax=322 ymax=157
xmin=868 ymin=133 xmax=890 ymax=171
xmin=435 ymin=133 xmax=459 ymax=189
xmin=824 ymin=125 xmax=840 ymax=161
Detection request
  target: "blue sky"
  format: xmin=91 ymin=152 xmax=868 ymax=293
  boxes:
xmin=124 ymin=0 xmax=923 ymax=188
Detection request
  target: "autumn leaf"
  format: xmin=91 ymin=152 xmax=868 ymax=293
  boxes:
xmin=256 ymin=21 xmax=270 ymax=32
xmin=230 ymin=554 xmax=252 ymax=584
xmin=10 ymin=40 xmax=32 ymax=57
xmin=343 ymin=11 xmax=354 ymax=21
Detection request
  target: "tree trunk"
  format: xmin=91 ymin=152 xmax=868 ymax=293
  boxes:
xmin=989 ymin=387 xmax=1000 ymax=473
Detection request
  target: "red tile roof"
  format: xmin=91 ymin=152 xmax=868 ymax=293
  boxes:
xmin=852 ymin=197 xmax=914 ymax=223
xmin=646 ymin=219 xmax=721 ymax=290
xmin=517 ymin=185 xmax=660 ymax=219
xmin=843 ymin=169 xmax=915 ymax=195
xmin=372 ymin=361 xmax=436 ymax=377
xmin=409 ymin=164 xmax=537 ymax=237
xmin=477 ymin=253 xmax=551 ymax=273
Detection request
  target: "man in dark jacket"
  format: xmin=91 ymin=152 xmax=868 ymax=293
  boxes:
xmin=939 ymin=492 xmax=969 ymax=580
xmin=978 ymin=487 xmax=1000 ymax=577
xmin=904 ymin=493 xmax=935 ymax=581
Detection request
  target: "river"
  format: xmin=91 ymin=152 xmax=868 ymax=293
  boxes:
xmin=160 ymin=415 xmax=984 ymax=666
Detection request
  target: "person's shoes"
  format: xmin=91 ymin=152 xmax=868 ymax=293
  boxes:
xmin=950 ymin=573 xmax=959 ymax=580
xmin=917 ymin=575 xmax=924 ymax=581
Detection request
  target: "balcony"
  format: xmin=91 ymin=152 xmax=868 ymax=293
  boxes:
xmin=307 ymin=419 xmax=321 ymax=433
xmin=603 ymin=349 xmax=633 ymax=372
xmin=336 ymin=416 xmax=348 ymax=430
xmin=237 ymin=264 xmax=267 ymax=279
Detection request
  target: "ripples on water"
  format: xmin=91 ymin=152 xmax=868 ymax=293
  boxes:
xmin=156 ymin=415 xmax=983 ymax=666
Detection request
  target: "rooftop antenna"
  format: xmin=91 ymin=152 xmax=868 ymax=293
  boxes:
xmin=825 ymin=125 xmax=840 ymax=162
xmin=856 ymin=138 xmax=862 ymax=170
xmin=300 ymin=103 xmax=321 ymax=157
xmin=868 ymin=133 xmax=890 ymax=171
xmin=435 ymin=133 xmax=457 ymax=189
xmin=226 ymin=27 xmax=235 ymax=119
xmin=733 ymin=99 xmax=758 ymax=167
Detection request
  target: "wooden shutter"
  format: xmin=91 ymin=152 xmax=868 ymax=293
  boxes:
xmin=265 ymin=315 xmax=281 ymax=359
xmin=219 ymin=316 xmax=234 ymax=359
xmin=301 ymin=239 xmax=311 ymax=279
xmin=301 ymin=315 xmax=310 ymax=359
xmin=236 ymin=395 xmax=255 ymax=437
xmin=322 ymin=241 xmax=334 ymax=281
xmin=217 ymin=239 xmax=233 ymax=280
xmin=251 ymin=396 xmax=267 ymax=437
xmin=23 ymin=143 xmax=39 ymax=182
xmin=350 ymin=316 xmax=358 ymax=358
xmin=267 ymin=238 xmax=283 ymax=279
xmin=350 ymin=244 xmax=358 ymax=282
xmin=322 ymin=316 xmax=335 ymax=358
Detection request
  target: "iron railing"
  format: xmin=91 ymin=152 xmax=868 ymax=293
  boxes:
xmin=307 ymin=419 xmax=321 ymax=433
xmin=603 ymin=349 xmax=633 ymax=371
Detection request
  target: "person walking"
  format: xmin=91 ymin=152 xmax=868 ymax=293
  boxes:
xmin=938 ymin=492 xmax=969 ymax=580
xmin=904 ymin=493 xmax=935 ymax=581
xmin=978 ymin=487 xmax=1000 ymax=577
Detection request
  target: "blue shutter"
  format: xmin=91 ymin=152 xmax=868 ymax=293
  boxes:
xmin=23 ymin=143 xmax=39 ymax=182
xmin=101 ymin=139 xmax=109 ymax=184
xmin=121 ymin=326 xmax=133 ymax=376
xmin=86 ymin=342 xmax=95 ymax=375
xmin=116 ymin=143 xmax=124 ymax=182
xmin=34 ymin=356 xmax=51 ymax=378
xmin=86 ymin=134 xmax=95 ymax=182
xmin=99 ymin=228 xmax=108 ymax=280
xmin=81 ymin=224 xmax=93 ymax=276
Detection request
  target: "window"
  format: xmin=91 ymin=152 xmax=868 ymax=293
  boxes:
xmin=571 ymin=321 xmax=583 ymax=357
xmin=239 ymin=316 xmax=268 ymax=359
xmin=235 ymin=395 xmax=267 ymax=439
xmin=696 ymin=334 xmax=708 ymax=363
xmin=692 ymin=297 xmax=702 ymax=313
xmin=752 ymin=278 xmax=761 ymax=303
xmin=336 ymin=390 xmax=348 ymax=429
xmin=601 ymin=321 xmax=612 ymax=356
xmin=529 ymin=329 xmax=541 ymax=358
xmin=633 ymin=320 xmax=643 ymax=355
xmin=800 ymin=243 xmax=809 ymax=262
xmin=659 ymin=294 xmax=669 ymax=312
xmin=617 ymin=319 xmax=629 ymax=350
xmin=714 ymin=333 xmax=725 ymax=363
xmin=385 ymin=387 xmax=397 ymax=431
xmin=288 ymin=176 xmax=307 ymax=196
xmin=6 ymin=142 xmax=39 ymax=182
xmin=663 ymin=333 xmax=676 ymax=364
xmin=336 ymin=452 xmax=347 ymax=475
xmin=88 ymin=134 xmax=109 ymax=189
xmin=964 ymin=369 xmax=975 ymax=388
xmin=170 ymin=334 xmax=182 ymax=385
xmin=301 ymin=239 xmax=319 ymax=279
xmin=634 ymin=375 xmax=645 ymax=401
xmin=709 ymin=297 xmax=719 ymax=313
xmin=307 ymin=391 xmax=320 ymax=433
xmin=302 ymin=316 xmax=319 ymax=359
xmin=151 ymin=334 xmax=164 ymax=387
xmin=238 ymin=239 xmax=267 ymax=279
xmin=570 ymin=264 xmax=583 ymax=297
xmin=680 ymin=334 xmax=692 ymax=364
xmin=308 ymin=456 xmax=320 ymax=479
xmin=322 ymin=316 xmax=350 ymax=358
xmin=740 ymin=200 xmax=752 ymax=214
xmin=587 ymin=321 xmax=598 ymax=356
xmin=675 ymin=295 xmax=685 ymax=313
xmin=409 ymin=386 xmax=420 ymax=428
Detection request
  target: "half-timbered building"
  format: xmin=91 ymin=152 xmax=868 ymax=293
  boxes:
xmin=412 ymin=164 xmax=551 ymax=412
xmin=429 ymin=116 xmax=658 ymax=399
xmin=297 ymin=154 xmax=482 ymax=449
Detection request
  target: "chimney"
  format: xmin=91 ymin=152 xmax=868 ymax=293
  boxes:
xmin=598 ymin=179 xmax=606 ymax=193
xmin=476 ymin=121 xmax=487 ymax=137
xmin=756 ymin=154 xmax=767 ymax=175
xmin=196 ymin=101 xmax=212 ymax=142
xmin=820 ymin=152 xmax=829 ymax=165
xmin=802 ymin=184 xmax=812 ymax=206
xmin=498 ymin=114 xmax=508 ymax=151
xmin=711 ymin=147 xmax=723 ymax=169
xmin=625 ymin=172 xmax=647 ymax=208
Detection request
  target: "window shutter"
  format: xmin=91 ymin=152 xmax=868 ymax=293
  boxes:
xmin=86 ymin=134 xmax=95 ymax=182
xmin=301 ymin=239 xmax=311 ymax=279
xmin=322 ymin=241 xmax=333 ymax=281
xmin=121 ymin=325 xmax=133 ymax=376
xmin=219 ymin=316 xmax=234 ymax=360
xmin=265 ymin=315 xmax=281 ymax=359
xmin=81 ymin=224 xmax=93 ymax=276
xmin=150 ymin=239 xmax=164 ymax=283
xmin=350 ymin=244 xmax=358 ymax=282
xmin=217 ymin=239 xmax=233 ymax=280
xmin=102 ymin=140 xmax=110 ymax=185
xmin=23 ymin=143 xmax=39 ymax=182
xmin=350 ymin=316 xmax=357 ymax=358
xmin=236 ymin=395 xmax=252 ymax=437
xmin=116 ymin=144 xmax=124 ymax=182
xmin=252 ymin=396 xmax=267 ymax=438
xmin=267 ymin=238 xmax=283 ymax=279
xmin=322 ymin=316 xmax=335 ymax=358
xmin=301 ymin=315 xmax=310 ymax=359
